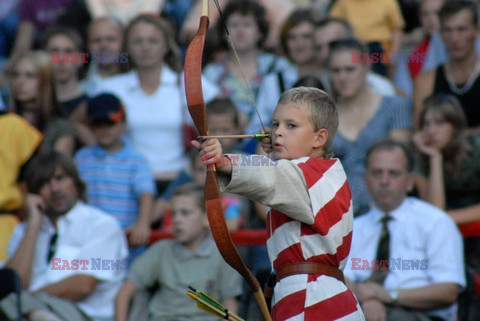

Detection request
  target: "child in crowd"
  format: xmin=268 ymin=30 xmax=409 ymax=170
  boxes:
xmin=152 ymin=98 xmax=245 ymax=231
xmin=75 ymin=93 xmax=155 ymax=262
xmin=114 ymin=183 xmax=242 ymax=321
xmin=193 ymin=87 xmax=365 ymax=320
xmin=207 ymin=97 xmax=245 ymax=154
xmin=159 ymin=151 xmax=243 ymax=232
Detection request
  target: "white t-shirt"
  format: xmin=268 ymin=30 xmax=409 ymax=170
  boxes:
xmin=367 ymin=72 xmax=396 ymax=96
xmin=96 ymin=65 xmax=219 ymax=175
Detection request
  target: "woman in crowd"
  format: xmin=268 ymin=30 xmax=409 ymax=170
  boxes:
xmin=279 ymin=9 xmax=321 ymax=82
xmin=414 ymin=94 xmax=480 ymax=321
xmin=414 ymin=94 xmax=480 ymax=224
xmin=203 ymin=0 xmax=294 ymax=152
xmin=255 ymin=9 xmax=321 ymax=126
xmin=98 ymin=14 xmax=218 ymax=195
xmin=41 ymin=27 xmax=94 ymax=147
xmin=180 ymin=0 xmax=295 ymax=50
xmin=328 ymin=39 xmax=412 ymax=216
xmin=9 ymin=50 xmax=75 ymax=156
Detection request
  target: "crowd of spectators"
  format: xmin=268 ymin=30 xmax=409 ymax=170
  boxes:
xmin=0 ymin=0 xmax=479 ymax=320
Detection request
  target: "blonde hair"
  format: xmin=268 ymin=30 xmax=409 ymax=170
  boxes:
xmin=278 ymin=87 xmax=338 ymax=158
xmin=171 ymin=182 xmax=206 ymax=212
xmin=125 ymin=14 xmax=181 ymax=72
xmin=10 ymin=50 xmax=62 ymax=131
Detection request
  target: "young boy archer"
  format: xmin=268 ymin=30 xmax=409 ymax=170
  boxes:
xmin=192 ymin=87 xmax=365 ymax=321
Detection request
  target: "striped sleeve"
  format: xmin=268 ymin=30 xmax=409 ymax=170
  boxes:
xmin=133 ymin=155 xmax=155 ymax=197
xmin=221 ymin=155 xmax=314 ymax=224
xmin=296 ymin=158 xmax=351 ymax=235
xmin=267 ymin=158 xmax=354 ymax=268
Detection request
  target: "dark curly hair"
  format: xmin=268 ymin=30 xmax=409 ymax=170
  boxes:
xmin=216 ymin=0 xmax=269 ymax=50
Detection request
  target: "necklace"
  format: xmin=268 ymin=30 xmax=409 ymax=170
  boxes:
xmin=444 ymin=55 xmax=480 ymax=95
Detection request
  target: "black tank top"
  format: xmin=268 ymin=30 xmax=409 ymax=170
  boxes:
xmin=433 ymin=65 xmax=480 ymax=128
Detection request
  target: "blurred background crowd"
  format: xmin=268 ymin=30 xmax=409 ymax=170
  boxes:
xmin=0 ymin=0 xmax=480 ymax=320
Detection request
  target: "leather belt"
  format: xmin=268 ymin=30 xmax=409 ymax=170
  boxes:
xmin=263 ymin=262 xmax=345 ymax=311
xmin=276 ymin=262 xmax=345 ymax=284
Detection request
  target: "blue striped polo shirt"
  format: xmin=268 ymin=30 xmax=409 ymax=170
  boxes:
xmin=75 ymin=141 xmax=155 ymax=229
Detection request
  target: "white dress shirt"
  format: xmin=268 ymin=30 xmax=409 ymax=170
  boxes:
xmin=8 ymin=202 xmax=129 ymax=321
xmin=344 ymin=197 xmax=465 ymax=321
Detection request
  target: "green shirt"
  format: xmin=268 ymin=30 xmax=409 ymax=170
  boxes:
xmin=128 ymin=235 xmax=242 ymax=321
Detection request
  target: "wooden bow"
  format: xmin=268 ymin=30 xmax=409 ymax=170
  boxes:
xmin=183 ymin=1 xmax=271 ymax=320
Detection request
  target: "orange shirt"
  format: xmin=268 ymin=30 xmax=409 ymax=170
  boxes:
xmin=330 ymin=0 xmax=405 ymax=45
xmin=0 ymin=112 xmax=42 ymax=211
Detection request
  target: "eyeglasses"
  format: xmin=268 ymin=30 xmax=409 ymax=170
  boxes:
xmin=47 ymin=232 xmax=58 ymax=263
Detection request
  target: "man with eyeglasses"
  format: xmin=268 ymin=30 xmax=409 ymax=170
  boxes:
xmin=0 ymin=151 xmax=128 ymax=321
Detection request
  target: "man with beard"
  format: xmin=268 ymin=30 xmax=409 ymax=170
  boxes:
xmin=0 ymin=151 xmax=128 ymax=321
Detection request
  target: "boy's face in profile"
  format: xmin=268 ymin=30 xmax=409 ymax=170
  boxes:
xmin=271 ymin=103 xmax=324 ymax=160
xmin=91 ymin=121 xmax=125 ymax=151
xmin=171 ymin=194 xmax=209 ymax=248
xmin=208 ymin=113 xmax=240 ymax=152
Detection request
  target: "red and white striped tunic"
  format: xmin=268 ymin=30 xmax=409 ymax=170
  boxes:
xmin=267 ymin=157 xmax=364 ymax=321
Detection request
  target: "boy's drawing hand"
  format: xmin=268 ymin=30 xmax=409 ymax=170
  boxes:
xmin=259 ymin=128 xmax=273 ymax=153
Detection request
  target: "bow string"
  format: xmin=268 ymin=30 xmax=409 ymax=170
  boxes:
xmin=183 ymin=1 xmax=271 ymax=320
